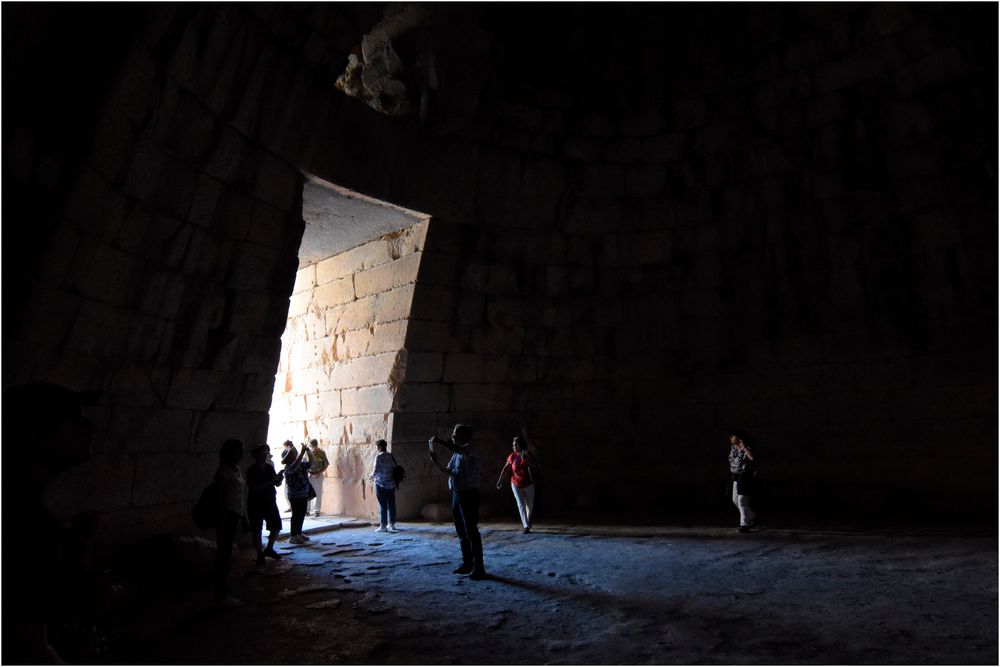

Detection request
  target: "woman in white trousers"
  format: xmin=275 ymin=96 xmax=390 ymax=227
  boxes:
xmin=496 ymin=435 xmax=540 ymax=533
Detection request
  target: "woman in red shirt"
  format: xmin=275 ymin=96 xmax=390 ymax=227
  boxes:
xmin=495 ymin=435 xmax=540 ymax=533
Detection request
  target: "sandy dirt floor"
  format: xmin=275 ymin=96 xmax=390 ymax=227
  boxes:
xmin=101 ymin=516 xmax=998 ymax=665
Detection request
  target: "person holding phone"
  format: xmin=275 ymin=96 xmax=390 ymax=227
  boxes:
xmin=429 ymin=424 xmax=487 ymax=580
xmin=282 ymin=443 xmax=312 ymax=544
xmin=728 ymin=431 xmax=757 ymax=533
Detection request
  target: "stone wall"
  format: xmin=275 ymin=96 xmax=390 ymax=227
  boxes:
xmin=3 ymin=4 xmax=995 ymax=551
xmin=267 ymin=222 xmax=427 ymax=520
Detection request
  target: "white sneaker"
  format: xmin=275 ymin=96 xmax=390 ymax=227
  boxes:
xmin=375 ymin=527 xmax=388 ymax=533
xmin=301 ymin=533 xmax=311 ymax=540
xmin=388 ymin=524 xmax=397 ymax=532
xmin=289 ymin=534 xmax=306 ymax=544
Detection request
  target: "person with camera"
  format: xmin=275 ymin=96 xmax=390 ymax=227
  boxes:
xmin=429 ymin=424 xmax=487 ymax=580
xmin=282 ymin=443 xmax=313 ymax=544
xmin=247 ymin=444 xmax=285 ymax=566
xmin=728 ymin=431 xmax=757 ymax=533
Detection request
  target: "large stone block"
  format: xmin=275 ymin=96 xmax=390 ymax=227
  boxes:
xmin=409 ymin=284 xmax=454 ymax=321
xmin=393 ymin=383 xmax=450 ymax=413
xmin=402 ymin=351 xmax=444 ymax=383
xmin=292 ymin=265 xmax=317 ymax=294
xmin=166 ymin=368 xmax=226 ymax=410
xmin=305 ymin=390 xmax=342 ymax=420
xmin=132 ymin=453 xmax=214 ymax=506
xmin=388 ymin=412 xmax=437 ymax=443
xmin=404 ymin=320 xmax=458 ymax=352
xmin=248 ymin=201 xmax=290 ymax=250
xmin=342 ymin=384 xmax=394 ymax=416
xmin=66 ymin=169 xmax=128 ymax=242
xmin=225 ymin=241 xmax=280 ymax=292
xmin=328 ymin=285 xmax=414 ymax=333
xmin=192 ymin=409 xmax=269 ymax=452
xmin=328 ymin=352 xmax=400 ymax=389
xmin=316 ymin=241 xmax=392 ymax=285
xmin=118 ymin=407 xmax=194 ymax=453
xmin=105 ymin=366 xmax=173 ymax=408
xmin=327 ymin=413 xmax=390 ymax=445
xmin=72 ymin=243 xmax=143 ymax=307
xmin=367 ymin=319 xmax=409 ymax=355
xmin=354 ymin=252 xmax=421 ymax=299
xmin=444 ymin=353 xmax=510 ymax=383
xmin=314 ymin=276 xmax=355 ymax=308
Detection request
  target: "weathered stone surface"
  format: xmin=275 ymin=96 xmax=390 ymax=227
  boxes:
xmin=316 ymin=241 xmax=393 ymax=285
xmin=192 ymin=409 xmax=269 ymax=452
xmin=341 ymin=384 xmax=394 ymax=416
xmin=354 ymin=252 xmax=421 ymax=298
xmin=392 ymin=383 xmax=449 ymax=413
xmin=443 ymin=353 xmax=510 ymax=383
xmin=314 ymin=276 xmax=355 ymax=308
xmin=166 ymin=368 xmax=227 ymax=410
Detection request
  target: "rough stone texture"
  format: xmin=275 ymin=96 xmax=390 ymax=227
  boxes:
xmin=3 ymin=4 xmax=995 ymax=557
xmin=267 ymin=222 xmax=427 ymax=518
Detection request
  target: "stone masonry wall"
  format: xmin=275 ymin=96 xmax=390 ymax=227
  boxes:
xmin=267 ymin=222 xmax=427 ymax=520
xmin=4 ymin=4 xmax=994 ymax=551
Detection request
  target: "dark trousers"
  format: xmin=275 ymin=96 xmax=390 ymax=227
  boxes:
xmin=290 ymin=496 xmax=308 ymax=535
xmin=375 ymin=484 xmax=397 ymax=527
xmin=214 ymin=510 xmax=241 ymax=598
xmin=451 ymin=489 xmax=484 ymax=572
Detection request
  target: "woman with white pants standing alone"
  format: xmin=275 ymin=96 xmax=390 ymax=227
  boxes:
xmin=496 ymin=435 xmax=540 ymax=534
xmin=728 ymin=430 xmax=757 ymax=533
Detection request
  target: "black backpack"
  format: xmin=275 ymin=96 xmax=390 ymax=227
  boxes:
xmin=391 ymin=455 xmax=406 ymax=487
xmin=191 ymin=481 xmax=218 ymax=530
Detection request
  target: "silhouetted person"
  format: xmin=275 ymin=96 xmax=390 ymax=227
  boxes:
xmin=429 ymin=424 xmax=486 ymax=579
xmin=2 ymin=382 xmax=99 ymax=663
xmin=213 ymin=438 xmax=248 ymax=605
xmin=369 ymin=439 xmax=397 ymax=532
xmin=282 ymin=443 xmax=312 ymax=544
xmin=280 ymin=440 xmax=296 ymax=513
xmin=496 ymin=434 xmax=540 ymax=533
xmin=307 ymin=439 xmax=329 ymax=517
xmin=728 ymin=431 xmax=757 ymax=532
xmin=246 ymin=444 xmax=284 ymax=567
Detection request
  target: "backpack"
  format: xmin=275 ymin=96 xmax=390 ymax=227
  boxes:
xmin=391 ymin=455 xmax=406 ymax=487
xmin=191 ymin=481 xmax=218 ymax=530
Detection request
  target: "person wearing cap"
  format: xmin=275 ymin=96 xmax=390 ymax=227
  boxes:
xmin=428 ymin=424 xmax=487 ymax=580
xmin=247 ymin=444 xmax=285 ymax=566
xmin=282 ymin=443 xmax=312 ymax=544
xmin=2 ymin=382 xmax=100 ymax=663
xmin=213 ymin=439 xmax=248 ymax=605
xmin=306 ymin=439 xmax=329 ymax=517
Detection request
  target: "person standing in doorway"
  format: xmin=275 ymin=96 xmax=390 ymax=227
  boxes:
xmin=369 ymin=439 xmax=398 ymax=533
xmin=306 ymin=439 xmax=329 ymax=517
xmin=728 ymin=431 xmax=757 ymax=533
xmin=213 ymin=439 xmax=248 ymax=605
xmin=280 ymin=440 xmax=296 ymax=514
xmin=282 ymin=443 xmax=312 ymax=544
xmin=429 ymin=424 xmax=487 ymax=580
xmin=246 ymin=444 xmax=284 ymax=566
xmin=496 ymin=435 xmax=540 ymax=533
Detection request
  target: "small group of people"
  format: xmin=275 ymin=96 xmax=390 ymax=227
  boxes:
xmin=426 ymin=424 xmax=543 ymax=581
xmin=211 ymin=438 xmax=331 ymax=605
